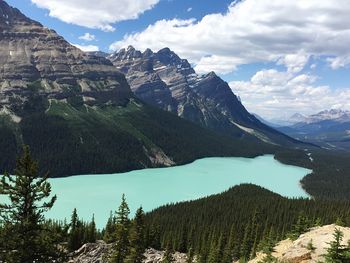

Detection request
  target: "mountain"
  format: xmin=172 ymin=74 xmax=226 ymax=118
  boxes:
xmin=0 ymin=1 xmax=132 ymax=106
xmin=290 ymin=109 xmax=350 ymax=125
xmin=108 ymin=46 xmax=300 ymax=147
xmin=252 ymin=113 xmax=281 ymax=128
xmin=278 ymin=109 xmax=350 ymax=150
xmin=288 ymin=113 xmax=309 ymax=124
xmin=0 ymin=0 xmax=277 ymax=177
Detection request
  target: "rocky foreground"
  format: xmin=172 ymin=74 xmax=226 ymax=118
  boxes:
xmin=69 ymin=224 xmax=350 ymax=263
xmin=249 ymin=224 xmax=350 ymax=263
xmin=68 ymin=242 xmax=188 ymax=263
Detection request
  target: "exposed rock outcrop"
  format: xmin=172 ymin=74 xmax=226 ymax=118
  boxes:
xmin=0 ymin=0 xmax=131 ymax=111
xmin=250 ymin=224 xmax=350 ymax=263
xmin=67 ymin=242 xmax=189 ymax=263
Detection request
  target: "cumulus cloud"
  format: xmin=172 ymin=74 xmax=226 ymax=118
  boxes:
xmin=110 ymin=0 xmax=350 ymax=74
xmin=230 ymin=69 xmax=350 ymax=118
xmin=79 ymin=33 xmax=95 ymax=41
xmin=71 ymin=43 xmax=99 ymax=52
xmin=31 ymin=0 xmax=159 ymax=31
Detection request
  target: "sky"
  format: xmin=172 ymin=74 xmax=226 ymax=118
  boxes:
xmin=5 ymin=0 xmax=350 ymax=120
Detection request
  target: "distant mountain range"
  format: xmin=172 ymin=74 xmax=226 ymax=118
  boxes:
xmin=0 ymin=1 xmax=301 ymax=177
xmin=277 ymin=109 xmax=350 ymax=150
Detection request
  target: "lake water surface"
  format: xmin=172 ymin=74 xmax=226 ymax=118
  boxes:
xmin=46 ymin=155 xmax=311 ymax=228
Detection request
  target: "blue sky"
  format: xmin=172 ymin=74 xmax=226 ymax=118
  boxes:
xmin=5 ymin=0 xmax=350 ymax=118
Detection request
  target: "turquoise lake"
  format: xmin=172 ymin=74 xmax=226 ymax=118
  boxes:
xmin=45 ymin=155 xmax=311 ymax=228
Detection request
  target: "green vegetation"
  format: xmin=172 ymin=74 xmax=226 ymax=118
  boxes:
xmin=143 ymin=184 xmax=350 ymax=262
xmin=0 ymin=97 xmax=275 ymax=178
xmin=276 ymin=148 xmax=350 ymax=200
xmin=323 ymin=228 xmax=350 ymax=263
xmin=0 ymin=146 xmax=64 ymax=262
xmin=109 ymin=194 xmax=131 ymax=263
xmin=67 ymin=208 xmax=97 ymax=251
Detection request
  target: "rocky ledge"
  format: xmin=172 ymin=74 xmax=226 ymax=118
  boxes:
xmin=68 ymin=242 xmax=189 ymax=263
xmin=249 ymin=224 xmax=350 ymax=263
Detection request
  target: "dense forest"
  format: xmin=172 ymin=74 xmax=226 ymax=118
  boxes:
xmin=0 ymin=90 xmax=276 ymax=177
xmin=143 ymin=184 xmax=350 ymax=262
xmin=275 ymin=148 xmax=350 ymax=200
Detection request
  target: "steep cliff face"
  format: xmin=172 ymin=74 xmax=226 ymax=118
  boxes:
xmin=0 ymin=0 xmax=131 ymax=110
xmin=109 ymin=46 xmax=299 ymax=146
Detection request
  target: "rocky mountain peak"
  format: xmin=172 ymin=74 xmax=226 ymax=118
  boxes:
xmin=142 ymin=48 xmax=154 ymax=58
xmin=0 ymin=0 xmax=32 ymax=28
xmin=0 ymin=1 xmax=132 ymax=111
xmin=108 ymin=46 xmax=294 ymax=146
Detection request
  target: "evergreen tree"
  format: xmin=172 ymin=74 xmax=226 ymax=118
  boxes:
xmin=306 ymin=239 xmax=316 ymax=253
xmin=126 ymin=207 xmax=146 ymax=263
xmin=324 ymin=228 xmax=346 ymax=263
xmin=109 ymin=194 xmax=131 ymax=263
xmin=0 ymin=145 xmax=63 ymax=263
xmin=87 ymin=214 xmax=97 ymax=243
xmin=146 ymin=225 xmax=161 ymax=250
xmin=335 ymin=217 xmax=345 ymax=227
xmin=287 ymin=213 xmax=310 ymax=240
xmin=68 ymin=208 xmax=81 ymax=251
xmin=207 ymin=238 xmax=220 ymax=263
xmin=104 ymin=211 xmax=117 ymax=243
xmin=221 ymin=228 xmax=235 ymax=263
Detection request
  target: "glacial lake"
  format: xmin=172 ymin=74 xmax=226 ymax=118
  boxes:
xmin=44 ymin=155 xmax=311 ymax=228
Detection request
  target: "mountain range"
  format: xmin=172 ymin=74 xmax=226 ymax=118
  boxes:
xmin=277 ymin=109 xmax=350 ymax=151
xmin=0 ymin=0 xmax=292 ymax=177
xmin=108 ymin=46 xmax=298 ymax=146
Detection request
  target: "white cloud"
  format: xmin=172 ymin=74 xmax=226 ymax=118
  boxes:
xmin=187 ymin=7 xmax=192 ymax=12
xmin=110 ymin=0 xmax=350 ymax=74
xmin=327 ymin=55 xmax=350 ymax=69
xmin=31 ymin=0 xmax=160 ymax=31
xmin=79 ymin=33 xmax=95 ymax=41
xmin=230 ymin=69 xmax=350 ymax=118
xmin=71 ymin=43 xmax=99 ymax=52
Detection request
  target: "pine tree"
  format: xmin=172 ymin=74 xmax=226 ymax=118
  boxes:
xmin=207 ymin=238 xmax=220 ymax=263
xmin=221 ymin=228 xmax=235 ymax=263
xmin=126 ymin=207 xmax=146 ymax=263
xmin=324 ymin=228 xmax=346 ymax=263
xmin=104 ymin=211 xmax=117 ymax=243
xmin=0 ymin=145 xmax=63 ymax=263
xmin=109 ymin=194 xmax=131 ymax=263
xmin=287 ymin=213 xmax=310 ymax=240
xmin=240 ymin=218 xmax=254 ymax=261
xmin=87 ymin=214 xmax=97 ymax=243
xmin=68 ymin=208 xmax=81 ymax=251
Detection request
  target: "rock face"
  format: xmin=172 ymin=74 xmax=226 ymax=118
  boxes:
xmin=68 ymin=242 xmax=189 ymax=263
xmin=249 ymin=224 xmax=350 ymax=263
xmin=0 ymin=0 xmax=131 ymax=110
xmin=109 ymin=46 xmax=298 ymax=146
